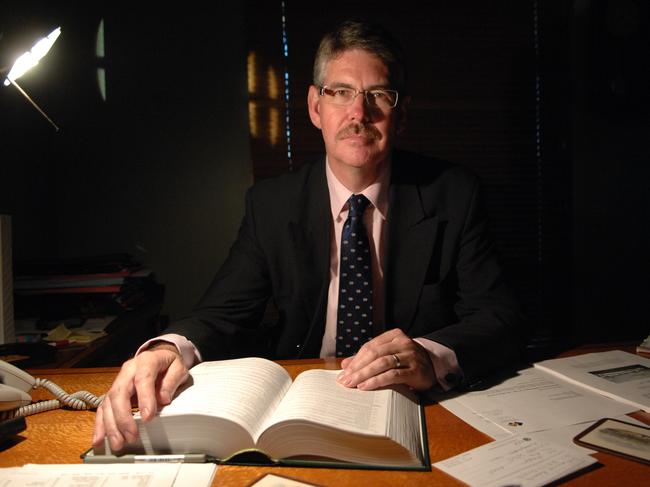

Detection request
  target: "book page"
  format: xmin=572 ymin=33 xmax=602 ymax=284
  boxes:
xmin=157 ymin=357 xmax=292 ymax=438
xmin=259 ymin=369 xmax=390 ymax=439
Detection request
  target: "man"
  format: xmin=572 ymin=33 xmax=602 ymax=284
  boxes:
xmin=93 ymin=20 xmax=526 ymax=451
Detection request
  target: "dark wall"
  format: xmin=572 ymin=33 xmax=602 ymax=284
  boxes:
xmin=0 ymin=7 xmax=62 ymax=259
xmin=2 ymin=2 xmax=647 ymax=345
xmin=1 ymin=5 xmax=253 ymax=320
xmin=571 ymin=0 xmax=649 ymax=343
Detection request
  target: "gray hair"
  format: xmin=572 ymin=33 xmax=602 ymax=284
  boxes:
xmin=313 ymin=20 xmax=407 ymax=92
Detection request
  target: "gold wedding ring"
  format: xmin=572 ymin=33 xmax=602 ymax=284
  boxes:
xmin=392 ymin=353 xmax=401 ymax=369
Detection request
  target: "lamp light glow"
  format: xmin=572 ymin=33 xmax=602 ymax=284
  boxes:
xmin=4 ymin=27 xmax=61 ymax=86
xmin=3 ymin=27 xmax=62 ymax=131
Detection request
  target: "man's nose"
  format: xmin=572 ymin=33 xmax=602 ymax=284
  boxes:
xmin=348 ymin=91 xmax=371 ymax=121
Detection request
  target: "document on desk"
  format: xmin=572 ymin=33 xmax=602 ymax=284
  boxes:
xmin=453 ymin=367 xmax=635 ymax=434
xmin=0 ymin=463 xmax=217 ymax=487
xmin=439 ymin=397 xmax=512 ymax=439
xmin=534 ymin=350 xmax=650 ymax=412
xmin=434 ymin=435 xmax=597 ymax=487
xmin=441 ymin=395 xmax=646 ymax=452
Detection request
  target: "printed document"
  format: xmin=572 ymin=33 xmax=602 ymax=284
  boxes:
xmin=534 ymin=350 xmax=650 ymax=411
xmin=0 ymin=463 xmax=216 ymax=487
xmin=434 ymin=435 xmax=597 ymax=487
xmin=452 ymin=367 xmax=634 ymax=434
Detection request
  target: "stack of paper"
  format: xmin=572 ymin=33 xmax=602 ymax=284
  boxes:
xmin=435 ymin=351 xmax=650 ymax=485
xmin=534 ymin=350 xmax=650 ymax=412
xmin=442 ymin=367 xmax=636 ymax=441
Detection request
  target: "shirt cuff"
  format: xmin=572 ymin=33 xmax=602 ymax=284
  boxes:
xmin=136 ymin=333 xmax=202 ymax=369
xmin=414 ymin=337 xmax=463 ymax=391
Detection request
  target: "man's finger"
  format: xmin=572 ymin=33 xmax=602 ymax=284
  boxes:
xmin=92 ymin=346 xmax=189 ymax=452
xmin=357 ymin=367 xmax=410 ymax=390
xmin=107 ymin=367 xmax=140 ymax=444
xmin=98 ymin=395 xmax=130 ymax=451
xmin=341 ymin=328 xmax=409 ymax=371
xmin=340 ymin=339 xmax=406 ymax=376
xmin=156 ymin=355 xmax=189 ymax=406
xmin=338 ymin=333 xmax=436 ymax=390
xmin=339 ymin=348 xmax=407 ymax=387
xmin=132 ymin=351 xmax=175 ymax=420
xmin=92 ymin=402 xmax=105 ymax=447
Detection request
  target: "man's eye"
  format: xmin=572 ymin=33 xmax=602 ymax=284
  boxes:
xmin=333 ymin=89 xmax=351 ymax=97
xmin=370 ymin=91 xmax=387 ymax=99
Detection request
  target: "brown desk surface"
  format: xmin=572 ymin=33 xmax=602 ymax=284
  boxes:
xmin=1 ymin=347 xmax=649 ymax=486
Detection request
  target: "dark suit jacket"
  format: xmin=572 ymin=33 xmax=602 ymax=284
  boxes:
xmin=169 ymin=150 xmax=526 ymax=385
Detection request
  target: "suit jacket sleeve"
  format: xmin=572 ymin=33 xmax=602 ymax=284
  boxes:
xmin=164 ymin=160 xmax=331 ymax=360
xmin=165 ymin=186 xmax=273 ymax=359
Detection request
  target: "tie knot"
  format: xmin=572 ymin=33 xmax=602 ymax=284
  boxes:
xmin=347 ymin=194 xmax=370 ymax=217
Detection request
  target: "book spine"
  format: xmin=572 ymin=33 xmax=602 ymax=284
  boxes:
xmin=16 ymin=285 xmax=123 ymax=295
xmin=14 ymin=277 xmax=126 ymax=290
xmin=14 ymin=269 xmax=151 ymax=290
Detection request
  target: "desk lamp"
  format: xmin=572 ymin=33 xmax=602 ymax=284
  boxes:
xmin=3 ymin=26 xmax=61 ymax=131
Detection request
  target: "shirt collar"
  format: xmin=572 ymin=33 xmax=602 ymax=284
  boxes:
xmin=325 ymin=156 xmax=390 ymax=222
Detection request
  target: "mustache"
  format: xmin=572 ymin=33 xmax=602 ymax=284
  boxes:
xmin=336 ymin=123 xmax=381 ymax=141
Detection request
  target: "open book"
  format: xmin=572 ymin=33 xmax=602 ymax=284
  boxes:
xmin=534 ymin=350 xmax=650 ymax=412
xmin=115 ymin=357 xmax=428 ymax=470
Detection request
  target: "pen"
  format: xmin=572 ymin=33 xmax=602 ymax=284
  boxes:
xmin=85 ymin=453 xmax=208 ymax=464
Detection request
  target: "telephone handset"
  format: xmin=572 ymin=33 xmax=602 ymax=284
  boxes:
xmin=0 ymin=360 xmax=33 ymax=410
xmin=0 ymin=359 xmax=104 ymax=419
xmin=0 ymin=383 xmax=32 ymax=411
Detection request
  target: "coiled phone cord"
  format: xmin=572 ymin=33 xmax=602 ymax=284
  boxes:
xmin=4 ymin=378 xmax=104 ymax=418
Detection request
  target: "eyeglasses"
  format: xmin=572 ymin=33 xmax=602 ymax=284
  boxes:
xmin=319 ymin=86 xmax=399 ymax=109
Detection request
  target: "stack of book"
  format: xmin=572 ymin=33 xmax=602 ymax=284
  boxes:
xmin=13 ymin=254 xmax=156 ymax=321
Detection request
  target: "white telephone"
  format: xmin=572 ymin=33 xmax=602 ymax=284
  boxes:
xmin=0 ymin=359 xmax=104 ymax=418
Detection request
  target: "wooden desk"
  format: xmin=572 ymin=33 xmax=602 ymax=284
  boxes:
xmin=1 ymin=357 xmax=649 ymax=486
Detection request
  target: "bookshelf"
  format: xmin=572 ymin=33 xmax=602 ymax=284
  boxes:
xmin=7 ymin=254 xmax=164 ymax=369
xmin=34 ymin=289 xmax=164 ymax=369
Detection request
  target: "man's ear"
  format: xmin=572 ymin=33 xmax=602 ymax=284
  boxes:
xmin=396 ymin=95 xmax=410 ymax=135
xmin=307 ymin=85 xmax=323 ymax=129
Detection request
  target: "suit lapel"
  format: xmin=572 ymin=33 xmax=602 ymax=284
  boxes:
xmin=282 ymin=154 xmax=445 ymax=349
xmin=384 ymin=162 xmax=441 ymax=330
xmin=287 ymin=160 xmax=331 ymax=355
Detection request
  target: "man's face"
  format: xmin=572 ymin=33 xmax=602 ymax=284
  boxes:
xmin=307 ymin=49 xmax=407 ymax=176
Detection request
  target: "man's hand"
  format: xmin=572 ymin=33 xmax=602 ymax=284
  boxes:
xmin=92 ymin=344 xmax=189 ymax=452
xmin=336 ymin=328 xmax=435 ymax=391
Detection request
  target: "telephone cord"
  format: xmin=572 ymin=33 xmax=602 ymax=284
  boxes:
xmin=34 ymin=378 xmax=105 ymax=410
xmin=3 ymin=378 xmax=105 ymax=418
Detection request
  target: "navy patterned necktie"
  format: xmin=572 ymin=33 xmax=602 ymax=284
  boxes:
xmin=336 ymin=194 xmax=373 ymax=357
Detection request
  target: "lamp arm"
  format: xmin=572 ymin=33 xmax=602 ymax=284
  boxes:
xmin=6 ymin=78 xmax=59 ymax=132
